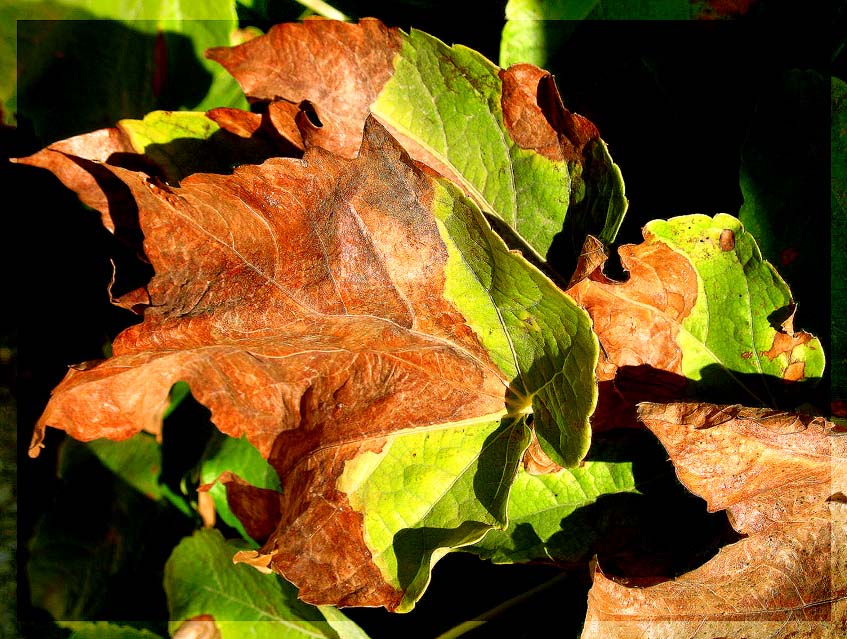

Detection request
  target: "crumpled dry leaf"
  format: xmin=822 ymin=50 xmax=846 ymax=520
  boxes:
xmin=568 ymin=235 xmax=697 ymax=430
xmin=28 ymin=118 xmax=504 ymax=457
xmin=581 ymin=402 xmax=847 ymax=638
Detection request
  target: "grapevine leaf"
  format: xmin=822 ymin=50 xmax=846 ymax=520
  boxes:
xmin=9 ymin=0 xmax=246 ymax=140
xmin=498 ymin=0 xmax=757 ymax=70
xmin=466 ymin=433 xmax=638 ymax=564
xmin=28 ymin=117 xmax=597 ymax=610
xmin=27 ymin=438 xmax=193 ymax=623
xmin=199 ymin=433 xmax=281 ymax=542
xmin=85 ymin=432 xmax=164 ymax=501
xmin=738 ymin=70 xmax=830 ymax=375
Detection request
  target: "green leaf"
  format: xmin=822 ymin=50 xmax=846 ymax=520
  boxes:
xmin=434 ymin=177 xmax=599 ymax=467
xmin=499 ymin=0 xmax=755 ymax=70
xmin=372 ymin=27 xmax=627 ymax=268
xmin=467 ymin=450 xmax=638 ymax=564
xmin=84 ymin=430 xmax=195 ymax=516
xmin=59 ymin=621 xmax=164 ymax=639
xmin=28 ymin=438 xmax=193 ymax=622
xmin=646 ymin=213 xmax=825 ymax=405
xmin=337 ymin=416 xmax=530 ymax=612
xmin=199 ymin=432 xmax=281 ymax=541
xmin=832 ymin=76 xmax=847 ymax=412
xmin=164 ymin=528 xmax=366 ymax=639
xmin=499 ymin=0 xmax=597 ymax=69
xmin=85 ymin=433 xmax=164 ymax=501
xmin=10 ymin=0 xmax=245 ymax=142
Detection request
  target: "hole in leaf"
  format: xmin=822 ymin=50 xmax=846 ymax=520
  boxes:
xmin=298 ymin=100 xmax=323 ymax=128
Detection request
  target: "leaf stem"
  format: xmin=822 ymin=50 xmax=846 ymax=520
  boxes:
xmin=433 ymin=571 xmax=570 ymax=639
xmin=294 ymin=0 xmax=349 ymax=21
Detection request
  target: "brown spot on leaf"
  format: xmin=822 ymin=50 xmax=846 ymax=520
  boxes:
xmin=173 ymin=615 xmax=220 ymax=639
xmin=755 ymin=304 xmax=817 ymax=381
xmin=741 ymin=350 xmax=753 ymax=359
xmin=760 ymin=308 xmax=815 ymax=381
xmin=783 ymin=361 xmax=806 ymax=382
xmin=719 ymin=228 xmax=735 ymax=251
xmin=522 ymin=431 xmax=564 ymax=475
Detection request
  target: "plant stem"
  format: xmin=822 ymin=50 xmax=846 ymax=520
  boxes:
xmin=434 ymin=571 xmax=571 ymax=639
xmin=294 ymin=0 xmax=349 ymax=21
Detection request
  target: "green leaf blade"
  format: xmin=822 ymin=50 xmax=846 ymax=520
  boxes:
xmin=647 ymin=213 xmax=825 ymax=405
xmin=468 ymin=455 xmax=638 ymax=564
xmin=433 ymin=179 xmax=599 ymax=467
xmin=165 ymin=528 xmax=363 ymax=639
xmin=338 ymin=416 xmax=530 ymax=612
xmin=85 ymin=433 xmax=164 ymax=501
xmin=10 ymin=1 xmax=246 ymax=142
xmin=200 ymin=433 xmax=281 ymax=542
xmin=372 ymin=27 xmax=627 ymax=266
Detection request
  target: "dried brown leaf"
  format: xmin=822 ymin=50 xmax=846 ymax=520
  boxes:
xmin=581 ymin=402 xmax=847 ymax=637
xmin=207 ymin=17 xmax=402 ymax=158
xmin=13 ymin=127 xmax=140 ymax=232
xmin=567 ymin=239 xmax=697 ymax=430
xmin=639 ymin=403 xmax=846 ymax=534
